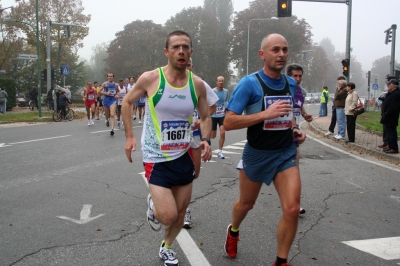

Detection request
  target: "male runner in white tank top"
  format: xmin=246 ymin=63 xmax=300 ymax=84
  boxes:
xmin=122 ymin=30 xmax=212 ymax=266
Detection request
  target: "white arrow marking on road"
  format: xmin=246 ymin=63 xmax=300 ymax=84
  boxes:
xmin=343 ymin=236 xmax=400 ymax=260
xmin=0 ymin=143 xmax=12 ymax=147
xmin=57 ymin=204 xmax=105 ymax=224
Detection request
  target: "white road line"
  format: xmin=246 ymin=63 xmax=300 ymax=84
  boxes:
xmin=8 ymin=135 xmax=71 ymax=145
xmin=138 ymin=171 xmax=211 ymax=266
xmin=307 ymin=134 xmax=400 ymax=173
xmin=90 ymin=126 xmax=141 ymax=134
xmin=223 ymin=145 xmax=244 ymax=150
xmin=232 ymin=142 xmax=246 ymax=146
xmin=212 ymin=150 xmax=241 ymax=155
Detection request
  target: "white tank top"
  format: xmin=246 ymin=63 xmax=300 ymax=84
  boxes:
xmin=141 ymin=68 xmax=198 ymax=163
xmin=118 ymin=87 xmax=126 ymax=105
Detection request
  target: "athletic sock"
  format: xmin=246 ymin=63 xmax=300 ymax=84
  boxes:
xmin=230 ymin=227 xmax=239 ymax=237
xmin=161 ymin=240 xmax=173 ymax=249
xmin=276 ymin=256 xmax=287 ymax=266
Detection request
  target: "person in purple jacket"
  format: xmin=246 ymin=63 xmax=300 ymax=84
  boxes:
xmin=286 ymin=64 xmax=313 ymax=215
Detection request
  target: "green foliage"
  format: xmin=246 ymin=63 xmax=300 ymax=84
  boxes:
xmin=0 ymin=78 xmax=17 ymax=111
xmin=357 ymin=111 xmax=400 ymax=136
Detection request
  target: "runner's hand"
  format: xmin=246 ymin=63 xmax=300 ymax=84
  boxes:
xmin=262 ymin=100 xmax=292 ymax=120
xmin=303 ymin=113 xmax=313 ymax=122
xmin=125 ymin=137 xmax=137 ymax=163
xmin=294 ymin=128 xmax=306 ymax=144
xmin=200 ymin=141 xmax=212 ymax=162
xmin=191 ymin=120 xmax=201 ymax=130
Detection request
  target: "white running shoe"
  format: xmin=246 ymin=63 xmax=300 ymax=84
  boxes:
xmin=159 ymin=243 xmax=179 ymax=266
xmin=147 ymin=194 xmax=161 ymax=231
xmin=139 ymin=120 xmax=142 ymax=124
xmin=87 ymin=120 xmax=91 ymax=126
xmin=335 ymin=135 xmax=344 ymax=140
xmin=90 ymin=120 xmax=94 ymax=125
xmin=217 ymin=151 xmax=225 ymax=159
xmin=325 ymin=131 xmax=333 ymax=136
xmin=183 ymin=208 xmax=191 ymax=229
xmin=117 ymin=121 xmax=121 ymax=128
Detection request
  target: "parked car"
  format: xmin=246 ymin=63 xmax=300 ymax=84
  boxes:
xmin=375 ymin=91 xmax=388 ymax=109
xmin=313 ymin=93 xmax=321 ymax=103
xmin=304 ymin=93 xmax=315 ymax=103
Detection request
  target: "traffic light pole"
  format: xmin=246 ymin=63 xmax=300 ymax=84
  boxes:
xmin=390 ymin=25 xmax=396 ymax=76
xmin=345 ymin=0 xmax=352 ymax=81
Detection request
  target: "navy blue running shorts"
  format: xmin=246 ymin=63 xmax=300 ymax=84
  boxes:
xmin=143 ymin=149 xmax=195 ymax=189
xmin=236 ymin=142 xmax=297 ymax=186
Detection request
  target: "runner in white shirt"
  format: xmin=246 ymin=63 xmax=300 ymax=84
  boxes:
xmin=184 ymin=57 xmax=218 ymax=228
xmin=117 ymin=79 xmax=127 ymax=128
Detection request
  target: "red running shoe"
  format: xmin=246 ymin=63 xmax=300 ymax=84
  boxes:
xmin=224 ymin=224 xmax=239 ymax=258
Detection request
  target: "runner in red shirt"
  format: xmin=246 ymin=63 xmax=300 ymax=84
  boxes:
xmin=83 ymin=81 xmax=97 ymax=126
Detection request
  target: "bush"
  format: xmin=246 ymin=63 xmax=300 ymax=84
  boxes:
xmin=0 ymin=78 xmax=17 ymax=111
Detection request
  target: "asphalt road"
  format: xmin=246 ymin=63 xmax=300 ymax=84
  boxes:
xmin=0 ymin=104 xmax=399 ymax=266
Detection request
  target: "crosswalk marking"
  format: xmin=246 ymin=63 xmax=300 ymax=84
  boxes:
xmin=343 ymin=236 xmax=400 ymax=260
xmin=223 ymin=145 xmax=244 ymax=150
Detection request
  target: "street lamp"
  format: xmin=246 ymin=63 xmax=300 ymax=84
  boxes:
xmin=3 ymin=0 xmax=41 ymax=117
xmin=246 ymin=17 xmax=278 ymax=75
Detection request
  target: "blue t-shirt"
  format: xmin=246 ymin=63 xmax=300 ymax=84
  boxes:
xmin=227 ymin=70 xmax=297 ymax=115
xmin=211 ymin=88 xmax=229 ymax=118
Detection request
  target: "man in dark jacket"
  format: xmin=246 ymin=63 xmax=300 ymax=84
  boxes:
xmin=333 ymin=79 xmax=348 ymax=140
xmin=380 ymin=79 xmax=400 ymax=154
xmin=378 ymin=75 xmax=396 ymax=149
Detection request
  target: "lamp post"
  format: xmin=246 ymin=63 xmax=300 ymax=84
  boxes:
xmin=4 ymin=0 xmax=41 ymax=117
xmin=246 ymin=17 xmax=278 ymax=76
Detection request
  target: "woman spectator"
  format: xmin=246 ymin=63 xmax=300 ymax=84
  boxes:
xmin=344 ymin=82 xmax=358 ymax=143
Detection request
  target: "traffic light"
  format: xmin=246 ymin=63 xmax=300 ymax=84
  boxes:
xmin=341 ymin=59 xmax=349 ymax=77
xmin=385 ymin=28 xmax=392 ymax=44
xmin=64 ymin=26 xmax=71 ymax=39
xmin=277 ymin=0 xmax=292 ymax=17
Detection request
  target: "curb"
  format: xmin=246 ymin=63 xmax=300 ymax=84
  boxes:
xmin=308 ymin=121 xmax=400 ymax=163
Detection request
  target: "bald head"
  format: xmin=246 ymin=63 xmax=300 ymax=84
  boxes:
xmin=260 ymin=33 xmax=288 ymax=50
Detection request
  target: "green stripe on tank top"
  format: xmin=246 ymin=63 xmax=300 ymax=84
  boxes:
xmin=152 ymin=68 xmax=165 ymax=107
xmin=189 ymin=71 xmax=198 ymax=108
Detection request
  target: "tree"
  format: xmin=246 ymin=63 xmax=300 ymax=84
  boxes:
xmin=6 ymin=0 xmax=90 ymax=91
xmin=230 ymin=0 xmax=312 ymax=77
xmin=371 ymin=55 xmax=396 ymax=90
xmin=107 ymin=20 xmax=166 ymax=79
xmin=89 ymin=43 xmax=109 ymax=83
xmin=319 ymin=38 xmax=335 ymax=60
xmin=301 ymin=45 xmax=331 ymax=92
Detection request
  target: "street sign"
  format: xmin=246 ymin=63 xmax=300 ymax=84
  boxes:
xmin=61 ymin=65 xmax=69 ymax=76
xmin=372 ymin=83 xmax=379 ymax=90
xmin=0 ymin=70 xmax=6 ymax=74
xmin=18 ymin=54 xmax=38 ymax=60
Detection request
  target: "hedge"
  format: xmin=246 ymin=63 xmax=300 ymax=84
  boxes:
xmin=0 ymin=78 xmax=17 ymax=111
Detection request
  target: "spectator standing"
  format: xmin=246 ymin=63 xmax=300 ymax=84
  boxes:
xmin=30 ymin=87 xmax=38 ymax=109
xmin=0 ymin=87 xmax=8 ymax=113
xmin=325 ymin=76 xmax=346 ymax=136
xmin=378 ymin=75 xmax=396 ymax=149
xmin=344 ymin=82 xmax=358 ymax=143
xmin=319 ymin=86 xmax=329 ymax=117
xmin=380 ymin=79 xmax=400 ymax=154
xmin=333 ymin=79 xmax=348 ymax=140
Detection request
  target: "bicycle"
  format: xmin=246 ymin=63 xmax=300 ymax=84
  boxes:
xmin=52 ymin=105 xmax=74 ymax=122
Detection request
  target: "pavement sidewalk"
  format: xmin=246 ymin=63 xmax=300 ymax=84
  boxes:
xmin=308 ymin=115 xmax=400 ymax=163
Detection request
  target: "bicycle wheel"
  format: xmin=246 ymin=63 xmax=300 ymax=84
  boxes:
xmin=66 ymin=109 xmax=74 ymax=121
xmin=29 ymin=101 xmax=34 ymax=111
xmin=52 ymin=110 xmax=62 ymax=122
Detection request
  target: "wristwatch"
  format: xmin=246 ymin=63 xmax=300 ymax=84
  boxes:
xmin=202 ymin=138 xmax=211 ymax=145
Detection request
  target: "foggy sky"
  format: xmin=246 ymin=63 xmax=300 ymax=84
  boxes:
xmin=1 ymin=0 xmax=398 ymax=72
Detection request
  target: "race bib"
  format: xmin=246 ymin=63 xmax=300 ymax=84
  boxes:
xmin=216 ymin=104 xmax=225 ymax=115
xmin=108 ymin=89 xmax=116 ymax=95
xmin=88 ymin=94 xmax=95 ymax=100
xmin=293 ymin=107 xmax=301 ymax=125
xmin=160 ymin=120 xmax=191 ymax=151
xmin=263 ymin=96 xmax=293 ymax=130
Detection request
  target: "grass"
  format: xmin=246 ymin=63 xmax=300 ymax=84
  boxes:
xmin=0 ymin=108 xmax=86 ymax=123
xmin=356 ymin=110 xmax=400 ymax=136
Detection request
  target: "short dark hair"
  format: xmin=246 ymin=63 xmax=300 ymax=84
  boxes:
xmin=107 ymin=73 xmax=114 ymax=77
xmin=94 ymin=81 xmax=98 ymax=84
xmin=337 ymin=76 xmax=346 ymax=81
xmin=119 ymin=79 xmax=124 ymax=82
xmin=286 ymin=64 xmax=303 ymax=76
xmin=165 ymin=30 xmax=192 ymax=49
xmin=347 ymin=82 xmax=356 ymax=90
xmin=129 ymin=76 xmax=135 ymax=81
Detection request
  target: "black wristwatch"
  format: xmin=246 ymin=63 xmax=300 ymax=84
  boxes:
xmin=202 ymin=138 xmax=211 ymax=145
